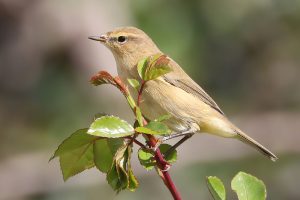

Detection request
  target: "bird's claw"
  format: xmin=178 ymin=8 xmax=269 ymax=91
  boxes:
xmin=153 ymin=138 xmax=163 ymax=151
xmin=160 ymin=164 xmax=171 ymax=172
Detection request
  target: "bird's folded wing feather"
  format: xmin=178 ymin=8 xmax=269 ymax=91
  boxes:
xmin=162 ymin=58 xmax=224 ymax=115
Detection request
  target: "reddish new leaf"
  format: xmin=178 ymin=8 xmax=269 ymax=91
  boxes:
xmin=90 ymin=71 xmax=115 ymax=86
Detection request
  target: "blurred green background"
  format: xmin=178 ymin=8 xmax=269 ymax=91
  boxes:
xmin=0 ymin=0 xmax=299 ymax=199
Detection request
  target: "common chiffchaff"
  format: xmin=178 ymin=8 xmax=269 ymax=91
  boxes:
xmin=89 ymin=27 xmax=277 ymax=161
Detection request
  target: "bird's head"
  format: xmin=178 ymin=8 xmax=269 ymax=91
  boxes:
xmin=89 ymin=27 xmax=161 ymax=67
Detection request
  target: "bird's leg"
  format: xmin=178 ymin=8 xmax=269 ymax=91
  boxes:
xmin=163 ymin=133 xmax=194 ymax=158
xmin=162 ymin=129 xmax=195 ymax=141
xmin=153 ymin=127 xmax=196 ymax=151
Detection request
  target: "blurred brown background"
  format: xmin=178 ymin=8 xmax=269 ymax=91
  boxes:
xmin=0 ymin=0 xmax=299 ymax=199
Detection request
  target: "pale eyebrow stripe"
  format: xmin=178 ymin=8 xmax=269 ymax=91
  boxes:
xmin=111 ymin=33 xmax=141 ymax=41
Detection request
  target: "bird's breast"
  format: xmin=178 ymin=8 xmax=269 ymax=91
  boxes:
xmin=139 ymin=79 xmax=202 ymax=132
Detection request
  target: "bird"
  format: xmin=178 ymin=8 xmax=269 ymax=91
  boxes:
xmin=89 ymin=26 xmax=277 ymax=161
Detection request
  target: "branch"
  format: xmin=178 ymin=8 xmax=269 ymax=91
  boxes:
xmin=91 ymin=71 xmax=182 ymax=199
xmin=137 ymin=79 xmax=182 ymax=200
xmin=146 ymin=134 xmax=182 ymax=199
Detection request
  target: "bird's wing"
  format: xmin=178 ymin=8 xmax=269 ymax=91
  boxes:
xmin=162 ymin=58 xmax=224 ymax=115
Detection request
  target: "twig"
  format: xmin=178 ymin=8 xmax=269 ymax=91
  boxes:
xmin=126 ymin=136 xmax=147 ymax=149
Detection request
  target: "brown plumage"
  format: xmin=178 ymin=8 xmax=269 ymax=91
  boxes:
xmin=89 ymin=27 xmax=278 ymax=161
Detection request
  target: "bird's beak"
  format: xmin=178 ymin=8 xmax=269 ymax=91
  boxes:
xmin=88 ymin=34 xmax=108 ymax=43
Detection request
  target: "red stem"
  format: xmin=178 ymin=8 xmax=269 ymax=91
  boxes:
xmin=137 ymin=80 xmax=182 ymax=200
xmin=163 ymin=169 xmax=182 ymax=199
xmin=113 ymin=74 xmax=181 ymax=199
xmin=146 ymin=135 xmax=182 ymax=200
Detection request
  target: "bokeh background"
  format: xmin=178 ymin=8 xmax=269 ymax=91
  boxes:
xmin=0 ymin=0 xmax=300 ymax=199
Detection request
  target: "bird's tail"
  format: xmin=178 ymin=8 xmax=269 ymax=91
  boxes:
xmin=235 ymin=130 xmax=278 ymax=162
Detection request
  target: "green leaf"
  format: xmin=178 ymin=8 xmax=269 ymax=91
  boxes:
xmin=231 ymin=172 xmax=266 ymax=200
xmin=93 ymin=138 xmax=124 ymax=173
xmin=50 ymin=129 xmax=99 ymax=181
xmin=144 ymin=54 xmax=172 ymax=81
xmin=127 ymin=78 xmax=140 ymax=89
xmin=135 ymin=126 xmax=160 ymax=135
xmin=50 ymin=128 xmax=97 ymax=161
xmin=207 ymin=176 xmax=226 ymax=200
xmin=138 ymin=144 xmax=177 ymax=170
xmin=106 ymin=143 xmax=139 ymax=192
xmin=128 ymin=168 xmax=139 ymax=191
xmin=155 ymin=114 xmax=172 ymax=122
xmin=146 ymin=121 xmax=171 ymax=135
xmin=138 ymin=148 xmax=155 ymax=170
xmin=136 ymin=121 xmax=171 ymax=135
xmin=107 ymin=144 xmax=129 ymax=192
xmin=60 ymin=142 xmax=95 ymax=181
xmin=126 ymin=145 xmax=139 ymax=191
xmin=159 ymin=144 xmax=177 ymax=163
xmin=137 ymin=57 xmax=148 ymax=80
xmin=116 ymin=145 xmax=129 ymax=171
xmin=107 ymin=162 xmax=128 ymax=192
xmin=88 ymin=116 xmax=134 ymax=138
xmin=137 ymin=54 xmax=172 ymax=81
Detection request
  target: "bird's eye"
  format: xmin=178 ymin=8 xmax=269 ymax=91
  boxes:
xmin=117 ymin=36 xmax=127 ymax=43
